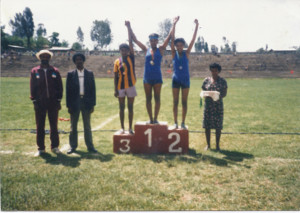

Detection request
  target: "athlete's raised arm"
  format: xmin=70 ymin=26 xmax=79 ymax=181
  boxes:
xmin=170 ymin=16 xmax=180 ymax=58
xmin=160 ymin=16 xmax=180 ymax=56
xmin=186 ymin=19 xmax=199 ymax=58
xmin=125 ymin=21 xmax=134 ymax=55
xmin=128 ymin=23 xmax=147 ymax=53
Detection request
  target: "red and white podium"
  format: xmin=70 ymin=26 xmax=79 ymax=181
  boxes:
xmin=113 ymin=121 xmax=189 ymax=154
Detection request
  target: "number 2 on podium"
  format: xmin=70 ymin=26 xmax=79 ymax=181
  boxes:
xmin=168 ymin=132 xmax=182 ymax=153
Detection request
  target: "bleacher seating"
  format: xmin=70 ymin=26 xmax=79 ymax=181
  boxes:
xmin=1 ymin=51 xmax=299 ymax=78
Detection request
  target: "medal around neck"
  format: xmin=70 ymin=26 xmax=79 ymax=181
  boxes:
xmin=176 ymin=51 xmax=183 ymax=70
xmin=119 ymin=57 xmax=126 ymax=75
xmin=150 ymin=49 xmax=155 ymax=65
xmin=120 ymin=66 xmax=126 ymax=75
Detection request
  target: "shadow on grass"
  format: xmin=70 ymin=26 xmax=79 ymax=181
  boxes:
xmin=135 ymin=149 xmax=254 ymax=168
xmin=75 ymin=150 xmax=114 ymax=162
xmin=135 ymin=148 xmax=229 ymax=167
xmin=218 ymin=149 xmax=254 ymax=162
xmin=40 ymin=153 xmax=81 ymax=168
xmin=40 ymin=151 xmax=114 ymax=167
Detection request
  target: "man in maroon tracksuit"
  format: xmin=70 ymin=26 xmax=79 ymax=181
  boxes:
xmin=30 ymin=50 xmax=63 ymax=156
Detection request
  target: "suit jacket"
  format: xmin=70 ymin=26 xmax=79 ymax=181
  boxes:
xmin=30 ymin=65 xmax=63 ymax=109
xmin=66 ymin=69 xmax=96 ymax=111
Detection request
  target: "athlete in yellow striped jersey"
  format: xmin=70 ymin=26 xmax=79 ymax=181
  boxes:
xmin=114 ymin=21 xmax=137 ymax=134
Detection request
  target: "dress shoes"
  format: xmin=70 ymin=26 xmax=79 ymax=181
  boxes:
xmin=67 ymin=148 xmax=76 ymax=154
xmin=88 ymin=148 xmax=98 ymax=153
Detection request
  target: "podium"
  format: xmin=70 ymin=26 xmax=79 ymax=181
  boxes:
xmin=113 ymin=122 xmax=189 ymax=154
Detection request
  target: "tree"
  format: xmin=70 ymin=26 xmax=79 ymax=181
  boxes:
xmin=256 ymin=47 xmax=265 ymax=53
xmin=194 ymin=36 xmax=204 ymax=52
xmin=231 ymin=41 xmax=237 ymax=53
xmin=221 ymin=36 xmax=231 ymax=53
xmin=61 ymin=40 xmax=69 ymax=47
xmin=77 ymin=26 xmax=84 ymax=43
xmin=35 ymin=36 xmax=49 ymax=49
xmin=49 ymin=32 xmax=60 ymax=47
xmin=204 ymin=42 xmax=209 ymax=53
xmin=195 ymin=36 xmax=208 ymax=53
xmin=1 ymin=26 xmax=9 ymax=52
xmin=211 ymin=45 xmax=218 ymax=54
xmin=7 ymin=36 xmax=25 ymax=47
xmin=157 ymin=18 xmax=172 ymax=45
xmin=292 ymin=46 xmax=300 ymax=54
xmin=72 ymin=42 xmax=82 ymax=50
xmin=9 ymin=7 xmax=34 ymax=48
xmin=224 ymin=44 xmax=231 ymax=53
xmin=36 ymin=23 xmax=46 ymax=37
xmin=90 ymin=19 xmax=112 ymax=50
xmin=9 ymin=13 xmax=23 ymax=37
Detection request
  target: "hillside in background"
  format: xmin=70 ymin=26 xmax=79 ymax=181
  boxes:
xmin=1 ymin=51 xmax=300 ymax=78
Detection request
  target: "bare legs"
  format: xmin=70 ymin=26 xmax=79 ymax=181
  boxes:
xmin=144 ymin=83 xmax=162 ymax=123
xmin=127 ymin=97 xmax=134 ymax=130
xmin=181 ymin=88 xmax=189 ymax=125
xmin=172 ymin=88 xmax=179 ymax=125
xmin=118 ymin=97 xmax=135 ymax=131
xmin=205 ymin=128 xmax=222 ymax=151
xmin=118 ymin=98 xmax=125 ymax=130
xmin=172 ymin=88 xmax=189 ymax=127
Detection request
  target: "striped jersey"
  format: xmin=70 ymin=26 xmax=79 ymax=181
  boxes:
xmin=114 ymin=54 xmax=136 ymax=90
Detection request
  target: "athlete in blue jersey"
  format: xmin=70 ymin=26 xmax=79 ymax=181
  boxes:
xmin=171 ymin=18 xmax=199 ymax=129
xmin=127 ymin=19 xmax=177 ymax=124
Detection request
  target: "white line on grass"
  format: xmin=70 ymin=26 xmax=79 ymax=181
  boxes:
xmin=0 ymin=150 xmax=14 ymax=154
xmin=1 ymin=150 xmax=300 ymax=163
xmin=1 ymin=84 xmax=170 ymax=155
xmin=92 ymin=83 xmax=169 ymax=131
xmin=72 ymin=83 xmax=168 ymax=142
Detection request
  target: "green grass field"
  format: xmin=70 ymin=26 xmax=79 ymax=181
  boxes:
xmin=1 ymin=77 xmax=299 ymax=211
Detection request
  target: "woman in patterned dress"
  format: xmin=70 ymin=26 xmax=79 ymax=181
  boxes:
xmin=201 ymin=63 xmax=228 ymax=150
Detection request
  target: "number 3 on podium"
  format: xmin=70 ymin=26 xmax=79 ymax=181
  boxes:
xmin=120 ymin=139 xmax=130 ymax=153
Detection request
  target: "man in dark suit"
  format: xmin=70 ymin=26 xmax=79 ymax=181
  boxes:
xmin=66 ymin=53 xmax=97 ymax=154
xmin=30 ymin=50 xmax=63 ymax=156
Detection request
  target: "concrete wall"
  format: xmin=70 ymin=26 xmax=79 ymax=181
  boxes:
xmin=1 ymin=51 xmax=299 ymax=78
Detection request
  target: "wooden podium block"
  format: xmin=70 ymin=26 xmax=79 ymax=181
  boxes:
xmin=113 ymin=130 xmax=135 ymax=154
xmin=167 ymin=127 xmax=189 ymax=154
xmin=113 ymin=122 xmax=189 ymax=154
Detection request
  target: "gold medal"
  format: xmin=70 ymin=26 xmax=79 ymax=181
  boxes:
xmin=150 ymin=49 xmax=155 ymax=66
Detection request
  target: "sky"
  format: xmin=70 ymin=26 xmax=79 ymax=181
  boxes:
xmin=1 ymin=0 xmax=300 ymax=52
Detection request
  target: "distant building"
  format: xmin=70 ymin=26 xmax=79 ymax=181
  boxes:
xmin=8 ymin=45 xmax=26 ymax=52
xmin=49 ymin=47 xmax=74 ymax=58
xmin=49 ymin=46 xmax=73 ymax=52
